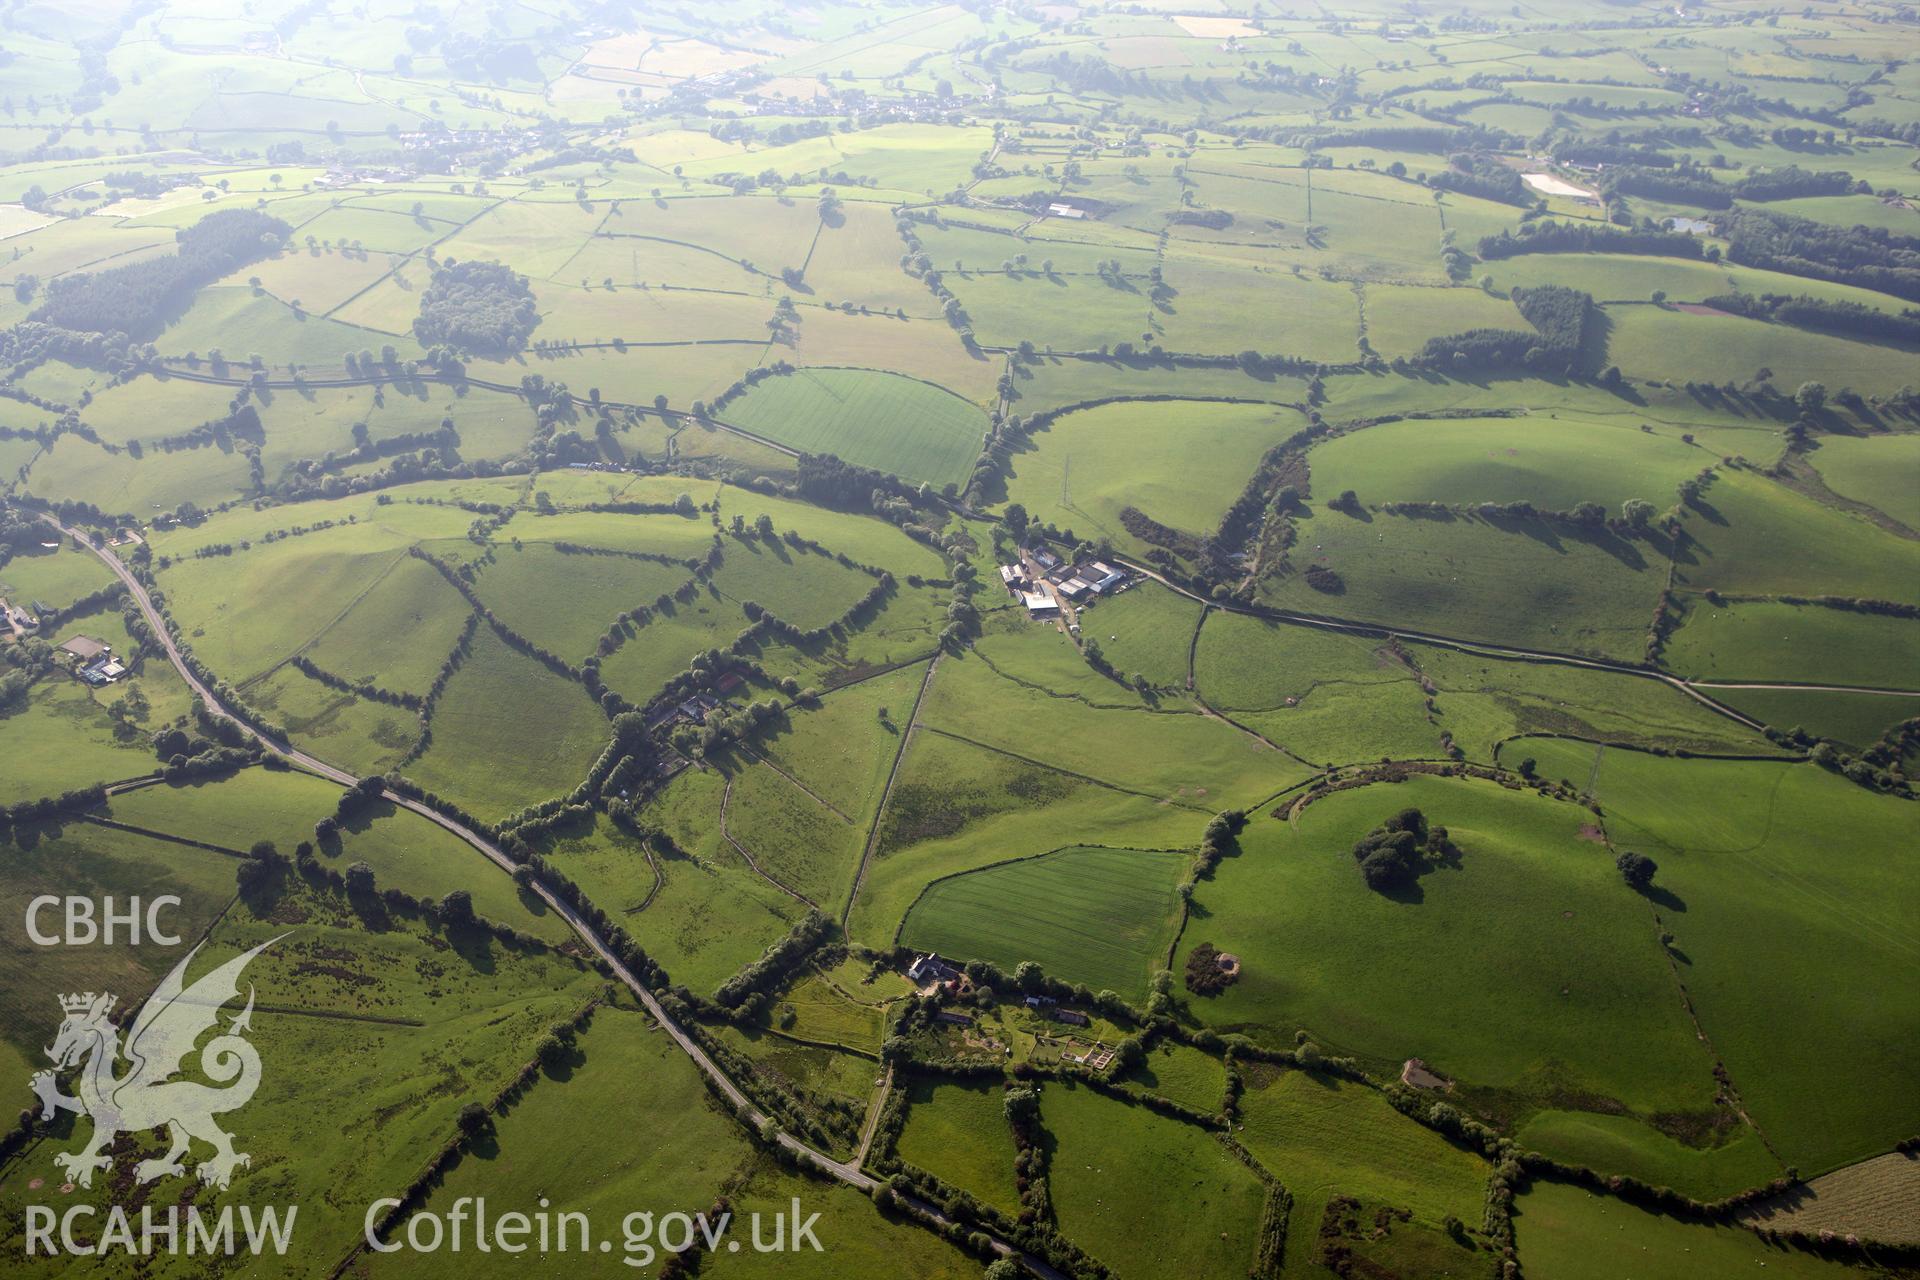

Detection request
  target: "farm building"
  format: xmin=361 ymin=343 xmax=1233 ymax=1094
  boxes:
xmin=1057 ymin=577 xmax=1091 ymax=601
xmin=999 ymin=563 xmax=1028 ymax=589
xmin=1051 ymin=1008 xmax=1091 ymax=1027
xmin=907 ymin=953 xmax=961 ymax=985
xmin=1022 ymin=590 xmax=1059 ymax=618
xmin=58 ymin=634 xmax=111 ymax=662
xmin=1045 ymin=202 xmax=1086 ymax=219
xmin=1031 ymin=547 xmax=1060 ymax=570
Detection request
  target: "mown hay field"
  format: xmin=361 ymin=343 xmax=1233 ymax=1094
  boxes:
xmin=898 ymin=845 xmax=1188 ymax=1000
xmin=722 ymin=367 xmax=987 ymax=488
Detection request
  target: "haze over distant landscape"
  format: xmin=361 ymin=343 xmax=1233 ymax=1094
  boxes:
xmin=0 ymin=0 xmax=1917 ymax=1277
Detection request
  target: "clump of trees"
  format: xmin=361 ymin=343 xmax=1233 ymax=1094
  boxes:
xmin=1616 ymin=850 xmax=1658 ymax=890
xmin=1183 ymin=941 xmax=1238 ymax=995
xmin=412 ymin=259 xmax=541 ymax=355
xmin=1419 ymin=284 xmax=1595 ymax=375
xmin=1351 ymin=808 xmax=1455 ymax=891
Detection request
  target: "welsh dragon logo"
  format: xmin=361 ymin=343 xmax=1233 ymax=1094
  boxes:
xmin=29 ymin=936 xmax=284 ymax=1190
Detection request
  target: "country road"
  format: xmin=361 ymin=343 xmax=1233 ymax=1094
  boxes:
xmin=36 ymin=511 xmax=1079 ymax=1277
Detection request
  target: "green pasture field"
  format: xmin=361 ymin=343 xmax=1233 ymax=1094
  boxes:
xmin=898 ymin=845 xmax=1189 ymax=1000
xmin=0 ymin=675 xmax=167 ymax=800
xmin=755 ymin=659 xmax=929 ymax=817
xmin=1603 ymin=303 xmax=1918 ymax=395
xmin=1235 ymin=1064 xmax=1491 ymax=1275
xmin=104 ymin=765 xmax=342 ymax=851
xmin=159 ymin=285 xmax=424 ymax=365
xmin=1511 ymin=1181 xmax=1863 ymax=1280
xmin=1485 ymin=252 xmax=1914 ymax=315
xmin=1663 ymin=597 xmax=1920 ymax=688
xmin=678 ymin=123 xmax=995 ymax=196
xmin=1807 ymin=432 xmax=1920 ymax=528
xmin=1001 ymin=399 xmax=1306 ymax=557
xmin=247 ymin=663 xmax=425 ymax=777
xmin=241 ymin=245 xmax=401 ymax=314
xmin=0 ymin=821 xmax=240 ymax=1088
xmin=1121 ymin=1039 xmax=1227 ymax=1113
xmin=917 ymin=644 xmax=1310 ymax=808
xmin=511 ymin=507 xmax=718 ymax=557
xmin=319 ymin=798 xmax=573 ymax=942
xmin=1411 ymin=644 xmax=1775 ymax=759
xmin=1260 ymin=504 xmax=1668 ymax=663
xmin=405 ymin=628 xmax=610 ymax=821
xmin=597 ymin=591 xmax=756 ymax=705
xmin=1186 ymin=775 xmax=1726 ymax=1130
xmin=1716 ymin=686 xmax=1917 ymax=751
xmin=946 ymin=266 xmax=1155 ymax=354
xmin=76 ymin=373 xmax=262 ymax=448
xmin=912 ymin=217 xmax=1157 ymax=281
xmin=299 ymin=550 xmax=475 ymax=693
xmin=801 ymin=203 xmax=946 ymax=316
xmin=776 ymin=305 xmax=1003 ymax=406
xmin=965 ymin=610 xmax=1154 ymax=709
xmin=1677 ymin=468 xmax=1920 ymax=606
xmin=1743 ymin=194 xmax=1920 ymax=233
xmin=1041 ymin=1079 xmax=1268 ymax=1280
xmin=142 ymin=480 xmax=484 ymax=558
xmin=1517 ymin=1109 xmax=1782 ymax=1203
xmin=0 ymin=542 xmax=113 ymax=610
xmin=1005 ymin=354 xmax=1307 ymax=419
xmin=894 ymin=1077 xmax=1022 ymax=1215
xmin=438 ymin=198 xmax=602 ymax=280
xmin=711 ymin=535 xmax=884 ymax=630
xmin=564 ymin=233 xmax=771 ymax=294
xmin=1156 ymin=256 xmax=1361 ymax=361
xmin=1362 ymin=284 xmax=1521 ymax=357
xmin=562 ymin=773 xmax=808 ymax=992
xmin=595 ymin=195 xmax=823 ymax=275
xmin=1552 ymin=744 xmax=1920 ymax=1175
xmin=25 ymin=431 xmax=257 ymax=516
xmin=472 ymin=542 xmax=688 ymax=661
xmin=160 ymin=531 xmax=420 ymax=684
xmin=1194 ymin=609 xmax=1413 ymax=714
xmin=711 ymin=485 xmax=951 ymax=579
xmin=1076 ymin=580 xmax=1203 ymax=692
xmin=1308 ymin=413 xmax=1705 ymax=512
xmin=852 ymin=728 xmax=1200 ymax=949
xmin=365 ymin=1000 xmax=758 ymax=1279
xmin=723 ymin=757 xmax=863 ymax=907
xmin=532 ymin=281 xmax=777 ymax=347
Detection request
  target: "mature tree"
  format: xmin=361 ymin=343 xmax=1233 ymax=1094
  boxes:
xmin=1616 ymin=850 xmax=1658 ymax=889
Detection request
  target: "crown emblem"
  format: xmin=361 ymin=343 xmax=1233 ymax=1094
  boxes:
xmin=60 ymin=992 xmax=114 ymax=1015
